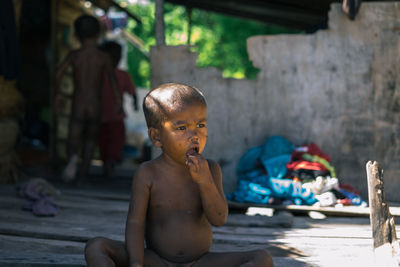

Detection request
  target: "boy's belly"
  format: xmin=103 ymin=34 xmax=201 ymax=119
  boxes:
xmin=145 ymin=214 xmax=212 ymax=263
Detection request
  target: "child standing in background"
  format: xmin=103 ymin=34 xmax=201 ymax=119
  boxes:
xmin=99 ymin=41 xmax=138 ymax=178
xmin=56 ymin=15 xmax=121 ymax=183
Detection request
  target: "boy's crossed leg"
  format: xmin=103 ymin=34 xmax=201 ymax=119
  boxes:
xmin=194 ymin=250 xmax=272 ymax=267
xmin=85 ymin=237 xmax=273 ymax=267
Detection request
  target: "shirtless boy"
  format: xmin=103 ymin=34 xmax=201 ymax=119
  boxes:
xmin=56 ymin=15 xmax=120 ymax=182
xmin=84 ymin=83 xmax=273 ymax=267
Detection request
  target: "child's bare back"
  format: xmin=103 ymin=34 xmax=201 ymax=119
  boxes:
xmin=70 ymin=46 xmax=109 ymax=93
xmin=66 ymin=46 xmax=111 ymax=117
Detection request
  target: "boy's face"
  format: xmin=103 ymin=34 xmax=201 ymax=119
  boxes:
xmin=155 ymin=102 xmax=207 ymax=165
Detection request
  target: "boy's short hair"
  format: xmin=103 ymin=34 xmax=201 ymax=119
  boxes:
xmin=99 ymin=41 xmax=122 ymax=66
xmin=74 ymin=15 xmax=100 ymax=40
xmin=143 ymin=83 xmax=206 ymax=129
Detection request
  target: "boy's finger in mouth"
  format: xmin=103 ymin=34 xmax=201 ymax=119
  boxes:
xmin=186 ymin=147 xmax=201 ymax=166
xmin=186 ymin=146 xmax=200 ymax=157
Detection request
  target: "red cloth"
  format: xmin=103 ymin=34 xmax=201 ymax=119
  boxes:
xmin=286 ymin=160 xmax=328 ymax=172
xmin=98 ymin=120 xmax=125 ymax=162
xmin=291 ymin=143 xmax=330 ymax=162
xmin=102 ymin=69 xmax=135 ymax=122
xmin=99 ymin=69 xmax=135 ymax=162
xmin=336 ymin=198 xmax=352 ymax=205
xmin=339 ymin=183 xmax=360 ymax=195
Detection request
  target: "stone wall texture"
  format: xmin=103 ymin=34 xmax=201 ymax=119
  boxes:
xmin=150 ymin=2 xmax=400 ymax=201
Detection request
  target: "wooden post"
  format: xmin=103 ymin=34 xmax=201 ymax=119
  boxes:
xmin=155 ymin=0 xmax=165 ymax=46
xmin=366 ymin=161 xmax=400 ymax=266
xmin=49 ymin=0 xmax=58 ymax=167
xmin=187 ymin=7 xmax=192 ymax=45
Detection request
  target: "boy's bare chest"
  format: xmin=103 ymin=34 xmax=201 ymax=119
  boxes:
xmin=149 ymin=175 xmax=202 ymax=212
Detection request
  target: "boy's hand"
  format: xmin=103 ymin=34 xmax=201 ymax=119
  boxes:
xmin=186 ymin=153 xmax=212 ymax=184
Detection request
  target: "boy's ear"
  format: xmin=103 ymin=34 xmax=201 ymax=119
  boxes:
xmin=148 ymin=128 xmax=162 ymax=147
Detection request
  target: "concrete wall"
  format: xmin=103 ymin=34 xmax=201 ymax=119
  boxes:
xmin=150 ymin=2 xmax=400 ymax=202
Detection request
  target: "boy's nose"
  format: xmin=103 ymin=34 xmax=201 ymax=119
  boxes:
xmin=188 ymin=130 xmax=199 ymax=141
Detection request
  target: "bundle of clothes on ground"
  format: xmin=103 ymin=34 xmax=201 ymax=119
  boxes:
xmin=18 ymin=178 xmax=60 ymax=216
xmin=227 ymin=136 xmax=367 ymax=207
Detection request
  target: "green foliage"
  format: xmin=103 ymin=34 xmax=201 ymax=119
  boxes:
xmin=122 ymin=1 xmax=299 ymax=87
xmin=126 ymin=43 xmax=150 ymax=88
xmin=124 ymin=3 xmax=155 ymax=88
xmin=192 ymin=12 xmax=300 ymax=79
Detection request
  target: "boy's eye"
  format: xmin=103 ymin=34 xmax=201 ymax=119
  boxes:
xmin=197 ymin=123 xmax=206 ymax=128
xmin=177 ymin=126 xmax=186 ymax=130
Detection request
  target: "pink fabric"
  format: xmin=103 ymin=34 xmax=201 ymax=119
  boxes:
xmin=102 ymin=69 xmax=135 ymax=122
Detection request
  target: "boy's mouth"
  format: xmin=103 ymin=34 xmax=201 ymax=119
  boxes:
xmin=186 ymin=146 xmax=199 ymax=156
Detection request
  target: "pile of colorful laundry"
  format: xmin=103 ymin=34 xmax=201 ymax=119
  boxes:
xmin=227 ymin=136 xmax=367 ymax=207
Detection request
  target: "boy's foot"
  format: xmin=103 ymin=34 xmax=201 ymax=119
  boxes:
xmin=62 ymin=155 xmax=79 ymax=182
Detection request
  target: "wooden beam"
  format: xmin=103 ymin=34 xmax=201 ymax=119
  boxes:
xmin=187 ymin=7 xmax=192 ymax=45
xmin=49 ymin=0 xmax=58 ymax=167
xmin=121 ymin=29 xmax=149 ymax=58
xmin=166 ymin=0 xmax=330 ymax=15
xmin=366 ymin=161 xmax=400 ymax=266
xmin=228 ymin=200 xmax=400 ymax=217
xmin=165 ymin=0 xmax=328 ymax=30
xmin=168 ymin=1 xmax=310 ymax=30
xmin=155 ymin=0 xmax=165 ymax=46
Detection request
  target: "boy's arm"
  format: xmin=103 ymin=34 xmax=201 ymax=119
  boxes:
xmin=123 ymin=71 xmax=138 ymax=111
xmin=125 ymin=165 xmax=151 ymax=267
xmin=186 ymin=157 xmax=228 ymax=226
xmin=105 ymin=55 xmax=122 ymax=113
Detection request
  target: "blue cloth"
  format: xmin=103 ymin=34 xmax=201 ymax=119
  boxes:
xmin=237 ymin=145 xmax=263 ymax=179
xmin=262 ymin=136 xmax=294 ymax=160
xmin=227 ymin=136 xmax=317 ymax=205
xmin=260 ymin=154 xmax=291 ymax=179
xmin=227 ymin=178 xmax=317 ymax=205
xmin=228 ymin=136 xmax=317 ymax=205
xmin=230 ymin=136 xmax=367 ymax=207
xmin=267 ymin=178 xmax=317 ymax=205
xmin=260 ymin=136 xmax=292 ymax=179
xmin=227 ymin=180 xmax=272 ymax=204
xmin=339 ymin=189 xmax=367 ymax=206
